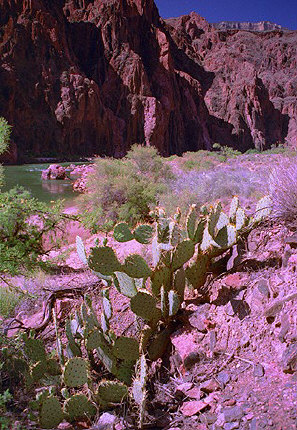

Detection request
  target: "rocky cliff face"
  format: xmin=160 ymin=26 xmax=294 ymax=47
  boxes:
xmin=0 ymin=1 xmax=296 ymax=161
xmin=0 ymin=0 xmax=214 ymax=162
xmin=166 ymin=13 xmax=296 ymax=151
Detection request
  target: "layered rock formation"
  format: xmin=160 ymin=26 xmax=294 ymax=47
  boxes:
xmin=213 ymin=21 xmax=288 ymax=32
xmin=0 ymin=1 xmax=296 ymax=161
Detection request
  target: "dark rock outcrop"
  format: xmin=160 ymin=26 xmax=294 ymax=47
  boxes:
xmin=0 ymin=0 xmax=214 ymax=162
xmin=0 ymin=1 xmax=296 ymax=161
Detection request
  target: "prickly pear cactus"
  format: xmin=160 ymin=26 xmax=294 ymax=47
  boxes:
xmin=97 ymin=380 xmax=128 ymax=407
xmin=64 ymin=394 xmax=97 ymax=422
xmin=39 ymin=396 xmax=64 ymax=429
xmin=63 ymin=357 xmax=88 ymax=388
xmin=112 ymin=336 xmax=139 ymax=362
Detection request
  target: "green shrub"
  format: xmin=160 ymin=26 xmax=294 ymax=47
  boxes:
xmin=79 ymin=145 xmax=174 ymax=232
xmin=0 ymin=118 xmax=11 ymax=189
xmin=0 ymin=187 xmax=65 ymax=274
xmin=0 ymin=287 xmax=21 ymax=319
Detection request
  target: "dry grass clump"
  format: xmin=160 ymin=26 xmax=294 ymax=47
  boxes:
xmin=269 ymin=161 xmax=297 ymax=221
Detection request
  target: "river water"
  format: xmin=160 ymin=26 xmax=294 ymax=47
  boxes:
xmin=2 ymin=163 xmax=84 ymax=204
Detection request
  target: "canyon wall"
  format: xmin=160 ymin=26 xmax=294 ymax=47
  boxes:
xmin=0 ymin=1 xmax=296 ymax=162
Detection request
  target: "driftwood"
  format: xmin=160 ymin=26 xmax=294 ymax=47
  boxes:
xmin=4 ymin=285 xmax=94 ymax=336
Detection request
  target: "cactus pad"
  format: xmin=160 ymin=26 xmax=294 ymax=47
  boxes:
xmin=173 ymin=268 xmax=186 ymax=301
xmin=23 ymin=336 xmax=46 ymax=363
xmin=113 ymin=336 xmax=139 ymax=361
xmin=235 ymin=207 xmax=246 ymax=231
xmin=97 ymin=381 xmax=128 ymax=406
xmin=123 ymin=254 xmax=152 ymax=278
xmin=86 ymin=329 xmax=105 ymax=351
xmin=113 ymin=223 xmax=134 ymax=242
xmin=147 ymin=328 xmax=171 ymax=361
xmin=64 ymin=394 xmax=97 ymax=422
xmin=88 ymin=246 xmax=121 ymax=276
xmin=134 ymin=224 xmax=153 ymax=244
xmin=63 ymin=357 xmax=88 ymax=388
xmin=114 ymin=271 xmax=138 ymax=297
xmin=76 ymin=235 xmax=88 ymax=265
xmin=171 ymin=239 xmax=195 ymax=271
xmin=229 ymin=196 xmax=239 ymax=222
xmin=185 ymin=255 xmax=209 ymax=289
xmin=39 ymin=396 xmax=63 ymax=429
xmin=254 ymin=195 xmax=272 ymax=222
xmin=208 ymin=202 xmax=222 ymax=237
xmin=151 ymin=265 xmax=171 ymax=296
xmin=215 ymin=224 xmax=236 ymax=249
xmin=130 ymin=290 xmax=160 ymax=321
xmin=31 ymin=361 xmax=47 ymax=382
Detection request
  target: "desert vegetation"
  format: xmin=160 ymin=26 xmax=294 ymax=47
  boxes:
xmin=1 ymin=139 xmax=297 ymax=429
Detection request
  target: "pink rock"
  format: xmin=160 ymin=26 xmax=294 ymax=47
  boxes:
xmin=41 ymin=164 xmax=66 ymax=180
xmin=186 ymin=386 xmax=201 ymax=400
xmin=171 ymin=329 xmax=201 ymax=362
xmin=180 ymin=400 xmax=208 ymax=417
xmin=175 ymin=382 xmax=193 ymax=396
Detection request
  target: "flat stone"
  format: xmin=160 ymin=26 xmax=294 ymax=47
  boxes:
xmin=175 ymin=382 xmax=193 ymax=396
xmin=224 ymin=273 xmax=243 ymax=288
xmin=253 ymin=364 xmax=265 ymax=377
xmin=180 ymin=400 xmax=208 ymax=416
xmin=217 ymin=371 xmax=230 ymax=387
xmin=224 ymin=422 xmax=240 ymax=430
xmin=200 ymin=379 xmax=221 ymax=394
xmin=189 ymin=312 xmax=208 ymax=333
xmin=95 ymin=412 xmax=117 ymax=430
xmin=257 ymin=279 xmax=270 ymax=298
xmin=186 ymin=386 xmax=201 ymax=400
xmin=223 ymin=398 xmax=237 ymax=407
xmin=223 ymin=406 xmax=244 ymax=423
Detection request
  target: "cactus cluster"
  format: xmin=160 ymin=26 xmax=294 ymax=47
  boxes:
xmin=76 ymin=195 xmax=271 ymax=371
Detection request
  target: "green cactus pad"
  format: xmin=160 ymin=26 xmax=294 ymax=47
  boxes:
xmin=114 ymin=271 xmax=138 ymax=297
xmin=171 ymin=239 xmax=195 ymax=271
xmin=173 ymin=268 xmax=186 ymax=301
xmin=185 ymin=255 xmax=209 ymax=289
xmin=123 ymin=254 xmax=152 ymax=279
xmin=64 ymin=394 xmax=97 ymax=422
xmin=151 ymin=265 xmax=171 ymax=296
xmin=193 ymin=218 xmax=207 ymax=245
xmin=76 ymin=235 xmax=88 ymax=265
xmin=186 ymin=204 xmax=199 ymax=241
xmin=31 ymin=361 xmax=47 ymax=382
xmin=235 ymin=207 xmax=247 ymax=231
xmin=134 ymin=224 xmax=154 ymax=244
xmin=130 ymin=290 xmax=160 ymax=321
xmin=170 ymin=221 xmax=183 ymax=246
xmin=88 ymin=246 xmax=121 ymax=276
xmin=140 ymin=326 xmax=153 ymax=352
xmin=86 ymin=329 xmax=105 ymax=351
xmin=39 ymin=396 xmax=64 ymax=429
xmin=97 ymin=381 xmax=128 ymax=406
xmin=65 ymin=319 xmax=82 ymax=357
xmin=215 ymin=224 xmax=236 ymax=249
xmin=168 ymin=290 xmax=180 ymax=316
xmin=208 ymin=202 xmax=222 ymax=237
xmin=113 ymin=336 xmax=139 ymax=361
xmin=147 ymin=328 xmax=171 ymax=361
xmin=63 ymin=357 xmax=88 ymax=388
xmin=229 ymin=196 xmax=239 ymax=222
xmin=113 ymin=223 xmax=134 ymax=242
xmin=254 ymin=195 xmax=272 ymax=222
xmin=23 ymin=336 xmax=47 ymax=363
xmin=114 ymin=363 xmax=134 ymax=385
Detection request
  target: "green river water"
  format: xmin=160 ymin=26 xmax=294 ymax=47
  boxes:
xmin=2 ymin=163 xmax=84 ymax=205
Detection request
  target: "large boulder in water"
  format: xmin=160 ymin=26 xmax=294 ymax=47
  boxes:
xmin=41 ymin=164 xmax=67 ymax=180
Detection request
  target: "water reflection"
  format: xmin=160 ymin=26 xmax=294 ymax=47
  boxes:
xmin=42 ymin=180 xmax=74 ymax=195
